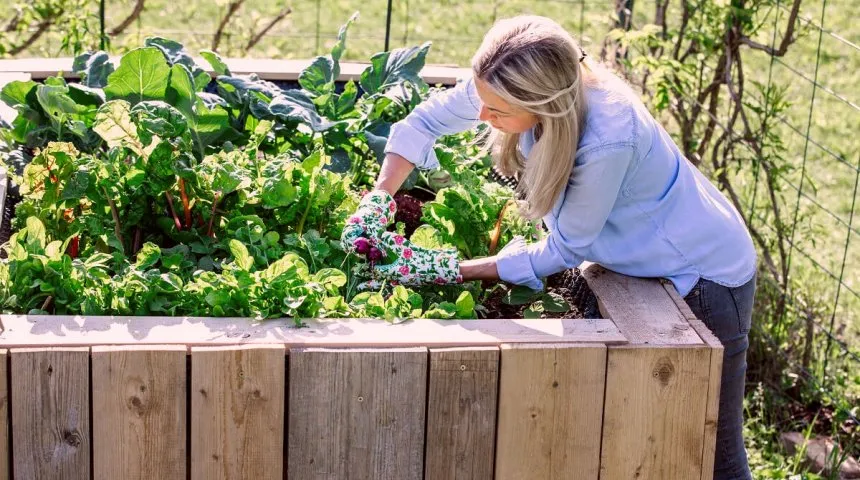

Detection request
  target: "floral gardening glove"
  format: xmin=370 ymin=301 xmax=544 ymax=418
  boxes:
xmin=341 ymin=190 xmax=397 ymax=255
xmin=358 ymin=232 xmax=464 ymax=290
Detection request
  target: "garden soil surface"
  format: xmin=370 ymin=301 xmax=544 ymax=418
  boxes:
xmin=481 ymin=267 xmax=601 ymax=319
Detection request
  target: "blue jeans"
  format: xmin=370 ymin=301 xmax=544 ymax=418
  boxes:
xmin=684 ymin=274 xmax=756 ymax=480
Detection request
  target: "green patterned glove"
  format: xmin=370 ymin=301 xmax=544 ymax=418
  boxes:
xmin=340 ymin=190 xmax=397 ymax=255
xmin=358 ymin=232 xmax=464 ymax=290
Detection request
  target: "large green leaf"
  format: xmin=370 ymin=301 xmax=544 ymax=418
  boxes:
xmin=262 ymin=177 xmax=297 ymax=208
xmin=194 ymin=105 xmax=231 ymax=152
xmin=331 ymin=12 xmax=359 ymax=78
xmin=93 ymin=100 xmax=146 ymax=156
xmin=67 ymin=84 xmax=105 ymax=108
xmin=269 ymin=90 xmax=339 ymax=132
xmin=35 ymin=84 xmax=80 ymax=118
xmin=228 ymin=239 xmax=253 ymax=271
xmin=216 ymin=75 xmax=282 ymax=107
xmin=298 ymin=56 xmax=335 ymax=96
xmin=167 ymin=63 xmax=196 ymax=121
xmin=145 ymin=37 xmax=210 ymax=91
xmin=130 ymin=101 xmax=188 ymax=138
xmin=1 ymin=80 xmax=39 ymax=108
xmin=199 ymin=50 xmax=231 ymax=76
xmin=104 ymin=47 xmax=171 ymax=104
xmin=135 ymin=242 xmax=161 ymax=269
xmin=72 ymin=51 xmax=115 ymax=88
xmin=359 ymin=42 xmax=431 ymax=95
xmin=59 ymin=169 xmax=92 ymax=201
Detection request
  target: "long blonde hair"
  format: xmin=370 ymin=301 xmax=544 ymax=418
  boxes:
xmin=472 ymin=16 xmax=589 ymax=220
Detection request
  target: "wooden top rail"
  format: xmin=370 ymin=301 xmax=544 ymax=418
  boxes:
xmin=0 ymin=57 xmax=472 ymax=85
xmin=0 ymin=316 xmax=625 ymax=348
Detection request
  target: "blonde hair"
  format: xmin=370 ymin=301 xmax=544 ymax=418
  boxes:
xmin=472 ymin=16 xmax=589 ymax=220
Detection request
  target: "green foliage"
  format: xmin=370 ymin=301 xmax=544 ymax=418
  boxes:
xmin=0 ymin=16 xmax=535 ymax=323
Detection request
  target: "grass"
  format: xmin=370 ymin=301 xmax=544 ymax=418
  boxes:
xmin=3 ymin=0 xmax=858 ymax=476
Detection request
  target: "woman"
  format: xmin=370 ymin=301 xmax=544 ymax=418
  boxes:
xmin=342 ymin=15 xmax=757 ymax=480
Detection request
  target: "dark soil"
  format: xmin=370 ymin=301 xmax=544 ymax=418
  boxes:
xmin=0 ymin=179 xmax=20 ymax=259
xmin=481 ymin=267 xmax=602 ymax=319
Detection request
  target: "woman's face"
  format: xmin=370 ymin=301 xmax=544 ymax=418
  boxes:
xmin=474 ymin=77 xmax=539 ymax=134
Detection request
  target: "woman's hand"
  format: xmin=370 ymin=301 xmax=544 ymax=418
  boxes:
xmin=359 ymin=232 xmax=464 ymax=289
xmin=340 ymin=190 xmax=397 ymax=254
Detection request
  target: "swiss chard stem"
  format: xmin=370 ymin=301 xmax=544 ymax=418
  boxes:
xmin=41 ymin=295 xmax=53 ymax=313
xmin=296 ymin=188 xmax=317 ymax=236
xmin=207 ymin=193 xmax=221 ymax=238
xmin=132 ymin=227 xmax=142 ymax=255
xmin=488 ymin=199 xmax=514 ymax=256
xmin=102 ymin=186 xmax=125 ymax=249
xmin=178 ymin=178 xmax=192 ymax=228
xmin=164 ymin=191 xmax=182 ymax=231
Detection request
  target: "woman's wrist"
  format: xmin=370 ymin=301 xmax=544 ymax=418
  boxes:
xmin=459 ymin=256 xmax=500 ymax=282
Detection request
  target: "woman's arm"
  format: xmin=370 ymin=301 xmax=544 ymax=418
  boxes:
xmin=459 ymin=256 xmax=500 ymax=281
xmin=383 ymin=77 xmax=482 ymax=170
xmin=496 ymin=143 xmax=636 ymax=290
xmin=375 ymin=153 xmax=416 ymax=195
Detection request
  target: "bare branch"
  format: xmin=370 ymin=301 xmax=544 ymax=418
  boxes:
xmin=673 ymin=0 xmax=692 ymax=59
xmin=245 ymin=6 xmax=292 ymax=52
xmin=739 ymin=0 xmax=802 ymax=56
xmin=212 ymin=0 xmax=245 ymax=52
xmin=4 ymin=10 xmax=21 ymax=33
xmin=110 ymin=0 xmax=146 ymax=37
xmin=8 ymin=18 xmax=55 ymax=56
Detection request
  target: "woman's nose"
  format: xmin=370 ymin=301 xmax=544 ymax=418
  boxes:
xmin=478 ymin=106 xmax=493 ymax=122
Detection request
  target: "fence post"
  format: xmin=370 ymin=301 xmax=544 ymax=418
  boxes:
xmin=385 ymin=0 xmax=394 ymax=52
xmin=100 ymin=0 xmax=106 ymax=50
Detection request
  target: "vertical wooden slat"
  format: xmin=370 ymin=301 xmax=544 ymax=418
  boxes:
xmin=0 ymin=350 xmax=7 ymax=480
xmin=11 ymin=348 xmax=90 ymax=479
xmin=662 ymin=282 xmax=724 ymax=480
xmin=288 ymin=347 xmax=427 ymax=480
xmin=600 ymin=345 xmax=712 ymax=479
xmin=190 ymin=345 xmax=285 ymax=480
xmin=92 ymin=345 xmax=186 ymax=480
xmin=424 ymin=347 xmax=498 ymax=480
xmin=495 ymin=343 xmax=606 ymax=480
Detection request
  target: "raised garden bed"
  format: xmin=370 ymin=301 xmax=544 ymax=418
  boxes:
xmin=0 ymin=264 xmax=723 ymax=480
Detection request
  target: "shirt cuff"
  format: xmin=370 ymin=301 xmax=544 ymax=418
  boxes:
xmin=496 ymin=241 xmax=545 ymax=291
xmin=384 ymin=122 xmax=440 ymax=170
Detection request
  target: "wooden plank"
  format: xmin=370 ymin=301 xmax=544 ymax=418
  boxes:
xmin=0 ymin=316 xmax=626 ymax=348
xmin=0 ymin=350 xmax=7 ymax=480
xmin=582 ymin=263 xmax=702 ymax=345
xmin=495 ymin=343 xmax=606 ymax=480
xmin=600 ymin=345 xmax=712 ymax=479
xmin=92 ymin=345 xmax=186 ymax=480
xmin=425 ymin=347 xmax=498 ymax=480
xmin=0 ymin=58 xmax=470 ymax=84
xmin=10 ymin=348 xmax=90 ymax=479
xmin=662 ymin=282 xmax=724 ymax=480
xmin=288 ymin=348 xmax=427 ymax=479
xmin=190 ymin=345 xmax=285 ymax=480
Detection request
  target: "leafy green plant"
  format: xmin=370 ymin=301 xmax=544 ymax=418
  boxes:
xmin=0 ymin=15 xmax=514 ymax=322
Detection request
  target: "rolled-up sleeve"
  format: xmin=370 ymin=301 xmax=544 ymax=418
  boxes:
xmin=385 ymin=77 xmax=482 ymax=169
xmin=496 ymin=143 xmax=636 ymax=289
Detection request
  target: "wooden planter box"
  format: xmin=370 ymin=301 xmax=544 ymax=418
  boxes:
xmin=0 ymin=265 xmax=722 ymax=480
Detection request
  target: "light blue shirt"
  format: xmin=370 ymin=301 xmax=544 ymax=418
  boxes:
xmin=384 ymin=76 xmax=757 ymax=296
